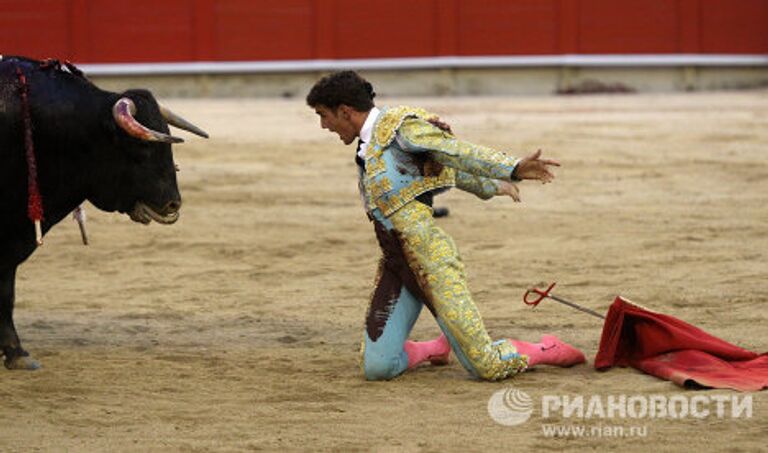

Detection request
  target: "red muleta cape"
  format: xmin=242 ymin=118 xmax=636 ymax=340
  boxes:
xmin=595 ymin=297 xmax=768 ymax=391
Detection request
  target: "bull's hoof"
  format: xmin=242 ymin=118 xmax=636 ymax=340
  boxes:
xmin=3 ymin=349 xmax=41 ymax=370
xmin=4 ymin=355 xmax=40 ymax=370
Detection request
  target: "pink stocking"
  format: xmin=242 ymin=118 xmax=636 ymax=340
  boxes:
xmin=510 ymin=335 xmax=585 ymax=367
xmin=404 ymin=333 xmax=451 ymax=368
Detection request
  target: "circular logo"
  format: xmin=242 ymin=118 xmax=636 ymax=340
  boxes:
xmin=487 ymin=387 xmax=533 ymax=426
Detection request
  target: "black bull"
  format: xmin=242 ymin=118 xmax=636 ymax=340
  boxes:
xmin=0 ymin=56 xmax=208 ymax=369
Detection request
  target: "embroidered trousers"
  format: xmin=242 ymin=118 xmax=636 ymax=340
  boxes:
xmin=361 ymin=200 xmax=528 ymax=380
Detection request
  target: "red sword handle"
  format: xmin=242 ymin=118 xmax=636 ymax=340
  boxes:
xmin=523 ymin=282 xmax=557 ymax=307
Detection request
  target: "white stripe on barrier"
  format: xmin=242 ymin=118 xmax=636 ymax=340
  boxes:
xmin=79 ymin=54 xmax=768 ymax=76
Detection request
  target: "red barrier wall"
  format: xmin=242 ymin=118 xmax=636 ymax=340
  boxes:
xmin=1 ymin=0 xmax=766 ymax=63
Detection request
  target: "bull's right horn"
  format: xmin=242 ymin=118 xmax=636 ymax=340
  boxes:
xmin=159 ymin=105 xmax=209 ymax=139
xmin=113 ymin=98 xmax=183 ymax=144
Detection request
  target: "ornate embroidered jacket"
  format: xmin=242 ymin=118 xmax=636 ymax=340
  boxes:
xmin=361 ymin=106 xmax=520 ymax=217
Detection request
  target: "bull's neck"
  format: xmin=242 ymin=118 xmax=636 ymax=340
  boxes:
xmin=32 ymin=96 xmax=107 ymax=236
xmin=36 ymin=150 xmax=91 ymax=236
xmin=3 ymin=61 xmax=107 ymax=246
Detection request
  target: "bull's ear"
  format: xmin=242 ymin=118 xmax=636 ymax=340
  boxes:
xmin=113 ymin=97 xmax=183 ymax=144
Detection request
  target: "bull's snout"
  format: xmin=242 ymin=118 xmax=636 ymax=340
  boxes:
xmin=129 ymin=198 xmax=181 ymax=225
xmin=164 ymin=199 xmax=182 ymax=214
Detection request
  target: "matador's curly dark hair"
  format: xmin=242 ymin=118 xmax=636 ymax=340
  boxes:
xmin=306 ymin=70 xmax=376 ymax=112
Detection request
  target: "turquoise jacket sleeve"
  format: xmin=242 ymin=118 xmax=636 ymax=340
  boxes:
xmin=455 ymin=171 xmax=499 ymax=200
xmin=395 ymin=117 xmax=520 ymax=182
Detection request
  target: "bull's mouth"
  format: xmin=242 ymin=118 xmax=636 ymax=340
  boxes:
xmin=129 ymin=202 xmax=180 ymax=225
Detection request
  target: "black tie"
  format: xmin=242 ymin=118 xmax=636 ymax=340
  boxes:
xmin=355 ymin=139 xmax=365 ymax=168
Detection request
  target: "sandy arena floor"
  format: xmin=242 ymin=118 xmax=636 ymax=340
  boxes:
xmin=2 ymin=91 xmax=767 ymax=451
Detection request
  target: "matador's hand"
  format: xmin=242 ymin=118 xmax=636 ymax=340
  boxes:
xmin=427 ymin=117 xmax=453 ymax=134
xmin=513 ymin=149 xmax=560 ymax=183
xmin=496 ymin=181 xmax=521 ymax=202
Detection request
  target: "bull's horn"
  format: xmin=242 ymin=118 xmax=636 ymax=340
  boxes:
xmin=113 ymin=98 xmax=184 ymax=144
xmin=159 ymin=105 xmax=209 ymax=138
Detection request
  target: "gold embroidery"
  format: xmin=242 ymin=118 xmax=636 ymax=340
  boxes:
xmin=368 ymin=176 xmax=393 ymax=200
xmin=374 ymin=168 xmax=456 ymax=217
xmin=373 ymin=106 xmax=433 ymax=148
xmin=455 ymin=172 xmax=500 ymax=200
xmin=389 ymin=202 xmax=528 ymax=380
xmin=398 ymin=118 xmax=519 ymax=181
xmin=365 ymin=105 xmax=512 ymax=216
xmin=366 ymin=142 xmax=383 ymax=160
xmin=366 ymin=156 xmax=386 ymax=176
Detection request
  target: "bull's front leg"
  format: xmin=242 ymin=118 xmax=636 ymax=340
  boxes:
xmin=0 ymin=267 xmax=40 ymax=370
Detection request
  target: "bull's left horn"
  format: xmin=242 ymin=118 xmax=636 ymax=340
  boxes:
xmin=159 ymin=105 xmax=209 ymax=139
xmin=113 ymin=98 xmax=184 ymax=144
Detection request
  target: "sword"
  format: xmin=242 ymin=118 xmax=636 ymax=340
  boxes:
xmin=523 ymin=282 xmax=605 ymax=319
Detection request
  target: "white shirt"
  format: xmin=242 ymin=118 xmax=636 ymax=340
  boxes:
xmin=357 ymin=107 xmax=381 ymax=161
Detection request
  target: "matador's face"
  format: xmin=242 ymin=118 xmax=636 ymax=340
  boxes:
xmin=314 ymin=104 xmax=357 ymax=146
